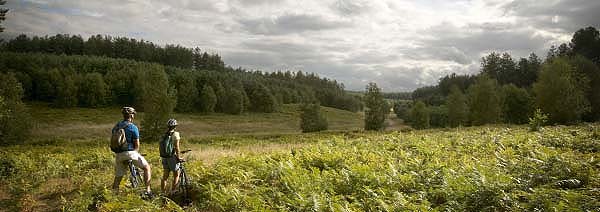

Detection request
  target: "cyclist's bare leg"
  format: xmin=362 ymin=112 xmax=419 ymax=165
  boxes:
xmin=161 ymin=170 xmax=170 ymax=193
xmin=112 ymin=176 xmax=123 ymax=191
xmin=172 ymin=169 xmax=181 ymax=193
xmin=143 ymin=164 xmax=152 ymax=192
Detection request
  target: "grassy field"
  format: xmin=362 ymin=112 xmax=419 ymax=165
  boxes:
xmin=28 ymin=103 xmax=364 ymax=141
xmin=2 ymin=104 xmax=599 ymax=211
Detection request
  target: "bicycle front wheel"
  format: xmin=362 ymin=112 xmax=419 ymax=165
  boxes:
xmin=179 ymin=168 xmax=190 ymax=198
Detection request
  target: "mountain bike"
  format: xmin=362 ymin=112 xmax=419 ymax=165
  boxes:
xmin=126 ymin=154 xmax=145 ymax=188
xmin=178 ymin=150 xmax=192 ymax=205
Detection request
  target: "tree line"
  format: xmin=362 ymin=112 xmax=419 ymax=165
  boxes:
xmin=0 ymin=52 xmax=362 ymax=113
xmin=397 ymin=26 xmax=600 ymax=129
xmin=1 ymin=34 xmax=224 ymax=70
xmin=0 ymin=33 xmax=363 ymax=112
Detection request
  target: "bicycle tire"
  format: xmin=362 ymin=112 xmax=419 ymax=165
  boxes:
xmin=129 ymin=162 xmax=140 ymax=188
xmin=136 ymin=168 xmax=143 ymax=187
xmin=179 ymin=167 xmax=190 ymax=200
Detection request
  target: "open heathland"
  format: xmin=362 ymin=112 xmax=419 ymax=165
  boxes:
xmin=1 ymin=122 xmax=598 ymax=211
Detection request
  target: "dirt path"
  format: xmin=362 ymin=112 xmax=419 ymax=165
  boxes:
xmin=385 ymin=113 xmax=409 ymax=131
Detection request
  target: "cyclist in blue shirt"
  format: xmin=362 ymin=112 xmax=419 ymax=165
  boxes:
xmin=111 ymin=107 xmax=153 ymax=196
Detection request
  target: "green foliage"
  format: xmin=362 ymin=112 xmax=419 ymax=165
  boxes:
xmin=529 ymin=109 xmax=548 ymax=132
xmin=467 ymin=74 xmax=502 ymax=125
xmin=393 ymin=100 xmax=412 ymax=123
xmin=410 ymin=101 xmax=430 ymax=129
xmin=0 ymin=52 xmax=359 ymax=113
xmin=1 ymin=126 xmax=599 ymax=211
xmin=78 ymin=73 xmax=107 ymax=107
xmin=300 ymin=103 xmax=328 ymax=133
xmin=222 ymin=88 xmax=245 ymax=115
xmin=364 ymin=82 xmax=387 ymax=131
xmin=568 ymin=55 xmax=600 ymax=121
xmin=428 ymin=105 xmax=448 ymax=128
xmin=0 ymin=73 xmax=32 ymax=145
xmin=446 ymin=85 xmax=468 ymax=127
xmin=171 ymin=71 xmax=198 ymax=112
xmin=199 ymin=84 xmax=217 ymax=113
xmin=245 ymin=82 xmax=277 ymax=113
xmin=533 ymin=57 xmax=590 ymax=124
xmin=140 ymin=65 xmax=176 ymax=141
xmin=502 ymin=84 xmax=532 ymax=124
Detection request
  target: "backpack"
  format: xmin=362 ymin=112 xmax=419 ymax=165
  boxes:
xmin=159 ymin=132 xmax=175 ymax=158
xmin=110 ymin=122 xmax=130 ymax=153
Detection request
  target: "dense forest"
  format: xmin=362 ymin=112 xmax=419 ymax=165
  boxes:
xmin=397 ymin=26 xmax=600 ymax=128
xmin=0 ymin=34 xmax=363 ymax=114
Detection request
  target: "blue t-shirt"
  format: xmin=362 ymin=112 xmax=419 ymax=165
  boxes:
xmin=113 ymin=120 xmax=139 ymax=151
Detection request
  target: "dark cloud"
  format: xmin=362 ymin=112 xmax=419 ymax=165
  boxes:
xmin=503 ymin=0 xmax=600 ymax=32
xmin=238 ymin=13 xmax=352 ymax=35
xmin=419 ymin=22 xmax=553 ymax=60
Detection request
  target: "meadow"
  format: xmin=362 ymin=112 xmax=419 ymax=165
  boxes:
xmin=0 ymin=104 xmax=599 ymax=211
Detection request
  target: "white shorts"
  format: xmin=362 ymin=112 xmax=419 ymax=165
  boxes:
xmin=114 ymin=151 xmax=149 ymax=177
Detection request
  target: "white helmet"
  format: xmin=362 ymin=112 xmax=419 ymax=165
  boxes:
xmin=167 ymin=118 xmax=178 ymax=127
xmin=121 ymin=107 xmax=136 ymax=115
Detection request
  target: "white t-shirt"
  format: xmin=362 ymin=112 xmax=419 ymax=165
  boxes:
xmin=170 ymin=131 xmax=180 ymax=141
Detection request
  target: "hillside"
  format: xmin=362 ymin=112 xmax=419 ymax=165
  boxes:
xmin=27 ymin=103 xmax=364 ymax=141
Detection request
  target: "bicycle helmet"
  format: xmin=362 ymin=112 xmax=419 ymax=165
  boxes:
xmin=121 ymin=107 xmax=136 ymax=115
xmin=167 ymin=118 xmax=178 ymax=127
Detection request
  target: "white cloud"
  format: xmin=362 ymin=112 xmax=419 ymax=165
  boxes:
xmin=2 ymin=0 xmax=596 ymax=91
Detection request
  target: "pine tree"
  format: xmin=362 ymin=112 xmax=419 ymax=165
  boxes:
xmin=364 ymin=82 xmax=387 ymax=131
xmin=141 ymin=65 xmax=176 ymax=141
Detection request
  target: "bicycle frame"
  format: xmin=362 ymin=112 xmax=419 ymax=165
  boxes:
xmin=127 ymin=160 xmax=143 ymax=188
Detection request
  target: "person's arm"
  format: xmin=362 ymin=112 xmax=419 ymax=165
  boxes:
xmin=134 ymin=139 xmax=140 ymax=151
xmin=132 ymin=125 xmax=140 ymax=151
xmin=174 ymin=132 xmax=182 ymax=160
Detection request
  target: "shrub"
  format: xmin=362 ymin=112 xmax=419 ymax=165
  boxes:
xmin=0 ymin=73 xmax=33 ymax=145
xmin=300 ymin=103 xmax=328 ymax=133
xmin=529 ymin=109 xmax=548 ymax=132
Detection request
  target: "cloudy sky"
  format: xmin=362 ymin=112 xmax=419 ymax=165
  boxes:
xmin=2 ymin=0 xmax=599 ymax=91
